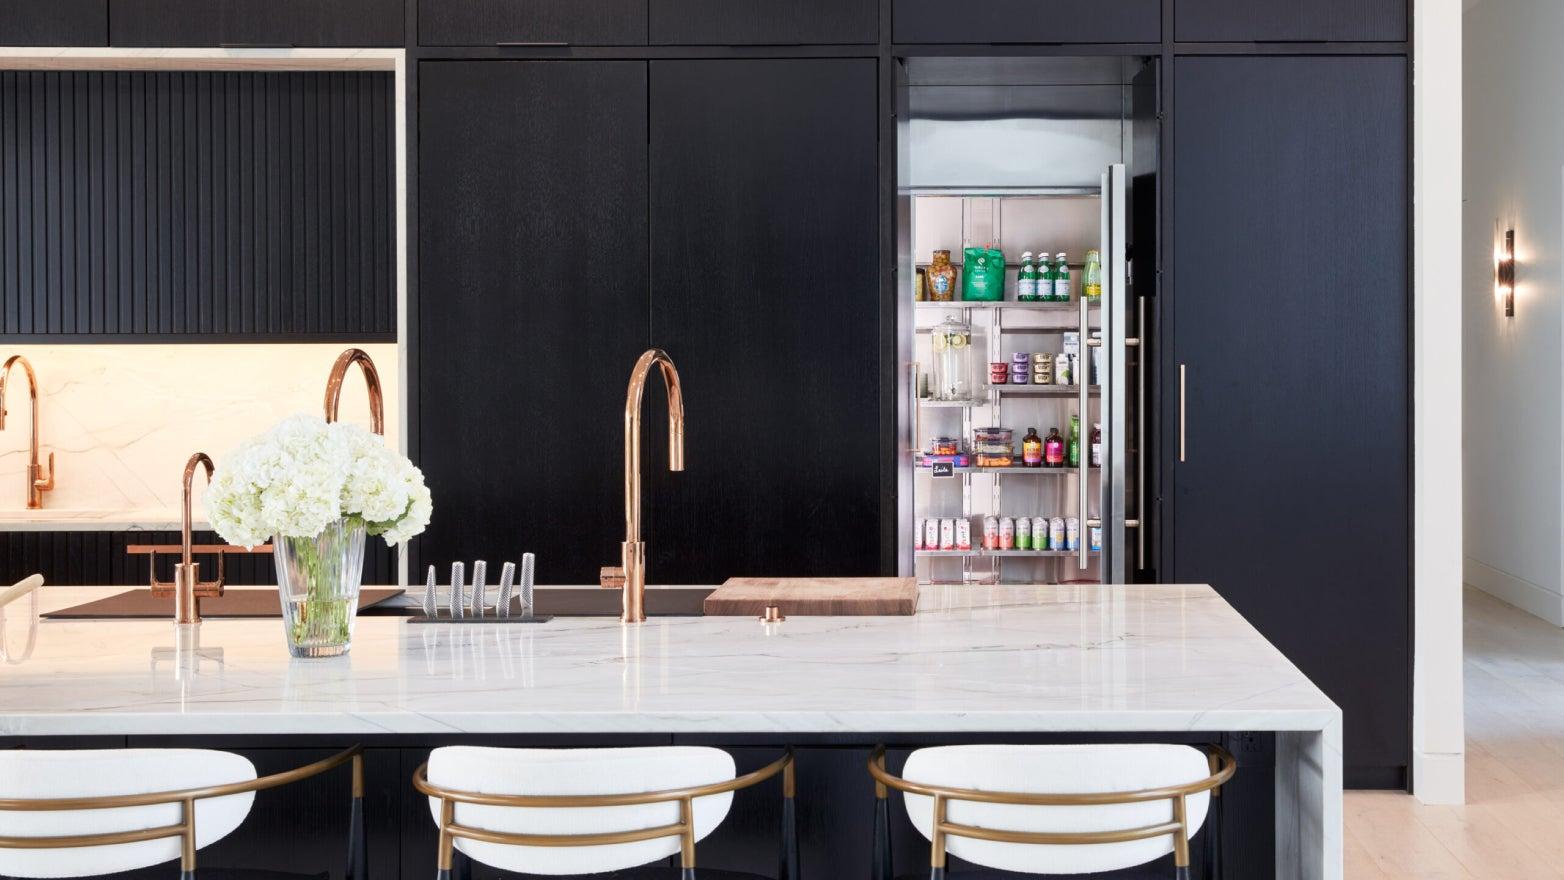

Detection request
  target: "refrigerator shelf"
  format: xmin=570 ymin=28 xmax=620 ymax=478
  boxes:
xmin=991 ymin=385 xmax=1100 ymax=397
xmin=916 ymin=549 xmax=1099 ymax=559
xmin=915 ymin=457 xmax=1087 ymax=475
xmin=915 ymin=299 xmax=1099 ymax=311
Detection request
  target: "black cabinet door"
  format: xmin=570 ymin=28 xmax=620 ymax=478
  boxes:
xmin=893 ymin=0 xmax=1159 ymax=44
xmin=647 ymin=59 xmax=880 ymax=584
xmin=419 ymin=0 xmax=646 ymax=46
xmin=417 ymin=61 xmax=649 ymax=584
xmin=1176 ymin=0 xmax=1405 ymax=42
xmin=110 ymin=0 xmax=402 ymax=47
xmin=0 ymin=0 xmax=106 ymax=45
xmin=650 ymin=0 xmax=876 ymax=45
xmin=1170 ymin=56 xmax=1409 ymax=781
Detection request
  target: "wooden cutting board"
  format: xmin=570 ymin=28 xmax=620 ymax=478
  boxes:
xmin=703 ymin=577 xmax=918 ymax=617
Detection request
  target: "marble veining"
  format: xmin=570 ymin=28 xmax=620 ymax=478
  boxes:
xmin=0 ymin=584 xmax=1338 ymax=737
xmin=0 ymin=343 xmax=399 ymax=528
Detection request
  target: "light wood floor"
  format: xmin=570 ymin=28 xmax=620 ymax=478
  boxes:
xmin=1346 ymin=587 xmax=1564 ymax=878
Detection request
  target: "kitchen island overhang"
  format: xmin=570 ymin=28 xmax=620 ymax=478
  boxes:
xmin=1 ymin=583 xmax=1341 ymax=880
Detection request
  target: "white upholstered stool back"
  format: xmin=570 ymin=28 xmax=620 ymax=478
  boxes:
xmin=418 ymin=746 xmax=798 ymax=878
xmin=872 ymin=744 xmax=1234 ymax=879
xmin=0 ymin=749 xmax=257 ymax=878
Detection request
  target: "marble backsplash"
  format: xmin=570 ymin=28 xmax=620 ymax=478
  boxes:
xmin=0 ymin=344 xmax=400 ymax=527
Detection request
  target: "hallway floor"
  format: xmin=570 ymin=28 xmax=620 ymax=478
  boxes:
xmin=1347 ymin=587 xmax=1564 ymax=878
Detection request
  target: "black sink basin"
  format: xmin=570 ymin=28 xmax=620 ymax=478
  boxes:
xmin=364 ymin=586 xmax=713 ymax=618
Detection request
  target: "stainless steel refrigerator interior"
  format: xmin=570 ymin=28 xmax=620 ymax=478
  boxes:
xmin=897 ymin=57 xmax=1157 ymax=586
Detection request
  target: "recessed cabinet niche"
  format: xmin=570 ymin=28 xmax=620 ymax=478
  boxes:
xmin=109 ymin=0 xmax=403 ymax=47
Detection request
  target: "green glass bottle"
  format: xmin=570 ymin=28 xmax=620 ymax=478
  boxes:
xmin=1067 ymin=414 xmax=1081 ymax=468
xmin=1039 ymin=253 xmax=1056 ymax=302
xmin=1017 ymin=252 xmax=1038 ymax=301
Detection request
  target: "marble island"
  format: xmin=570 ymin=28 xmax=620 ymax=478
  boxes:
xmin=0 ymin=583 xmax=1341 ymax=879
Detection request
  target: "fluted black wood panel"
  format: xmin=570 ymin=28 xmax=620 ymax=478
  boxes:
xmin=0 ymin=70 xmax=395 ymax=340
xmin=0 ymin=529 xmax=398 ymax=586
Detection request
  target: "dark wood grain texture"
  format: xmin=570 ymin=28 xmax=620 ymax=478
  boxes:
xmin=0 ymin=70 xmax=394 ymax=339
xmin=109 ymin=0 xmax=403 ymax=46
xmin=650 ymin=0 xmax=877 ymax=45
xmin=647 ymin=59 xmax=881 ymax=585
xmin=0 ymin=529 xmax=398 ymax=586
xmin=892 ymin=0 xmax=1160 ymax=44
xmin=1176 ymin=0 xmax=1406 ymax=43
xmin=416 ymin=60 xmax=649 ymax=585
xmin=1170 ymin=56 xmax=1410 ymax=777
xmin=0 ymin=0 xmax=106 ymax=46
xmin=418 ymin=0 xmax=646 ymax=46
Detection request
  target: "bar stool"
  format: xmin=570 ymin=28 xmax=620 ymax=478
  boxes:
xmin=0 ymin=745 xmax=367 ymax=879
xmin=868 ymin=743 xmax=1235 ymax=880
xmin=413 ymin=746 xmax=799 ymax=880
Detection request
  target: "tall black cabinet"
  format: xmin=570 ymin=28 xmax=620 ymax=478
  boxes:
xmin=417 ymin=61 xmax=650 ymax=583
xmin=1168 ymin=55 xmax=1410 ymax=785
xmin=416 ymin=58 xmax=881 ymax=586
xmin=647 ymin=59 xmax=881 ymax=584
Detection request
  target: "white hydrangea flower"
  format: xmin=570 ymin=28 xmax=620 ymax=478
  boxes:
xmin=205 ymin=414 xmax=432 ymax=548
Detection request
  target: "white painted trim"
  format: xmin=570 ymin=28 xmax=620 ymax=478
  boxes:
xmin=1465 ymin=558 xmax=1564 ymax=626
xmin=1413 ymin=0 xmax=1467 ymax=806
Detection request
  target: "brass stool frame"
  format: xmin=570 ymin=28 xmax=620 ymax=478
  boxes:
xmin=868 ymin=744 xmax=1236 ymax=880
xmin=0 ymin=745 xmax=366 ymax=880
xmin=413 ymin=748 xmax=799 ymax=880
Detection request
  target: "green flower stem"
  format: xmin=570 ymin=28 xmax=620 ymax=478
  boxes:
xmin=284 ymin=516 xmax=362 ymax=648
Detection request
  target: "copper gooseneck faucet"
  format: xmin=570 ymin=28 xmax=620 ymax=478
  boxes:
xmin=323 ymin=348 xmax=385 ymax=435
xmin=164 ymin=453 xmax=222 ymax=625
xmin=600 ymin=349 xmax=685 ymax=623
xmin=0 ymin=355 xmax=56 ymax=509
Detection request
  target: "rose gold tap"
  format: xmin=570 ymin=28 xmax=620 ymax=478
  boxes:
xmin=323 ymin=348 xmax=385 ymax=435
xmin=0 ymin=355 xmax=56 ymax=510
xmin=153 ymin=453 xmax=224 ymax=625
xmin=600 ymin=349 xmax=684 ymax=623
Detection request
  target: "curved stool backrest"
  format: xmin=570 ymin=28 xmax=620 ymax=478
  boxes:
xmin=871 ymin=744 xmax=1235 ymax=878
xmin=417 ymin=746 xmax=796 ymax=878
xmin=0 ymin=745 xmax=365 ymax=879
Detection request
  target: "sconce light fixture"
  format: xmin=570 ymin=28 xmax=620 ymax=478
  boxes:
xmin=1498 ymin=228 xmax=1516 ymax=318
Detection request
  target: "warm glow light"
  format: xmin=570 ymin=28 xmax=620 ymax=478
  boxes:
xmin=1497 ymin=229 xmax=1516 ymax=318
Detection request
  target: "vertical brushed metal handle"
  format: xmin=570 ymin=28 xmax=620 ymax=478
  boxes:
xmin=1136 ymin=297 xmax=1147 ymax=570
xmin=909 ymin=362 xmax=921 ymax=454
xmin=1078 ymin=293 xmax=1091 ymax=571
xmin=1179 ymin=364 xmax=1187 ymax=463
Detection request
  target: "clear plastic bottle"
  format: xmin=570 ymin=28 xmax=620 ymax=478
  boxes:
xmin=1083 ymin=249 xmax=1103 ymax=300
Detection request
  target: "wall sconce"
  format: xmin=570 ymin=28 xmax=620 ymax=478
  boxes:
xmin=1498 ymin=228 xmax=1516 ymax=317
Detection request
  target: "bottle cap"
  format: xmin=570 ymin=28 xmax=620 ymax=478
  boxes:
xmin=1021 ymin=251 xmax=1032 ymax=260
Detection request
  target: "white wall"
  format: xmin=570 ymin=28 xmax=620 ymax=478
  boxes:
xmin=1463 ymin=0 xmax=1564 ymax=625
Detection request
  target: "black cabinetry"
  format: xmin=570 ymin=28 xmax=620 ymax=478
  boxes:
xmin=647 ymin=59 xmax=881 ymax=584
xmin=0 ymin=70 xmax=395 ymax=339
xmin=1169 ymin=55 xmax=1409 ymax=783
xmin=110 ymin=0 xmax=402 ymax=47
xmin=893 ymin=0 xmax=1159 ymax=44
xmin=416 ymin=61 xmax=650 ymax=583
xmin=418 ymin=0 xmax=645 ymax=46
xmin=1176 ymin=0 xmax=1406 ymax=42
xmin=0 ymin=0 xmax=106 ymax=46
xmin=651 ymin=0 xmax=877 ymax=45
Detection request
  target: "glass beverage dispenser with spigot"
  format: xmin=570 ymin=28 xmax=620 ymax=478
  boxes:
xmin=930 ymin=316 xmax=975 ymax=401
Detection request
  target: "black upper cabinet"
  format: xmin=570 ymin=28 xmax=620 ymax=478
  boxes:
xmin=1176 ymin=0 xmax=1406 ymax=42
xmin=0 ymin=70 xmax=395 ymax=339
xmin=110 ymin=0 xmax=402 ymax=47
xmin=893 ymin=0 xmax=1159 ymax=44
xmin=0 ymin=0 xmax=106 ymax=46
xmin=647 ymin=59 xmax=881 ymax=584
xmin=1169 ymin=56 xmax=1409 ymax=777
xmin=650 ymin=0 xmax=876 ymax=45
xmin=416 ymin=61 xmax=650 ymax=583
xmin=419 ymin=0 xmax=646 ymax=46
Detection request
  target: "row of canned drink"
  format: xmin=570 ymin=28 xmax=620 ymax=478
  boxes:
xmin=916 ymin=516 xmax=1103 ymax=553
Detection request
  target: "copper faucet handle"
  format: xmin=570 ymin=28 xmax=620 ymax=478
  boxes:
xmin=33 ymin=451 xmax=54 ymax=491
xmin=599 ymin=566 xmax=627 ymax=589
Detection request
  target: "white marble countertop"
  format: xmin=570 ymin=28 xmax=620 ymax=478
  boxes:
xmin=0 ymin=583 xmax=1339 ymax=737
xmin=0 ymin=509 xmax=202 ymax=531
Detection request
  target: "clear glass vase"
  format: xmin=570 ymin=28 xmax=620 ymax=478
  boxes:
xmin=274 ymin=517 xmax=366 ymax=658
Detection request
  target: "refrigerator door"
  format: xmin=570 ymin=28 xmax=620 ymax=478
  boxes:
xmin=1085 ymin=163 xmax=1130 ymax=582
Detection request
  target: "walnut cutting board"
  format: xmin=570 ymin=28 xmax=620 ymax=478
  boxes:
xmin=703 ymin=577 xmax=918 ymax=617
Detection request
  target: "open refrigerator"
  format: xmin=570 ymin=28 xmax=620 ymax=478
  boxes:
xmin=897 ymin=57 xmax=1155 ymax=587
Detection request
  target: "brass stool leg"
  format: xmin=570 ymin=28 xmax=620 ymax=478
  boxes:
xmin=872 ymin=750 xmax=893 ymax=880
xmin=347 ymin=754 xmax=368 ymax=880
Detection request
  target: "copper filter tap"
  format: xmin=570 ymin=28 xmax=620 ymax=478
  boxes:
xmin=600 ymin=349 xmax=684 ymax=623
xmin=323 ymin=348 xmax=385 ymax=435
xmin=155 ymin=453 xmax=223 ymax=625
xmin=0 ymin=355 xmax=56 ymax=510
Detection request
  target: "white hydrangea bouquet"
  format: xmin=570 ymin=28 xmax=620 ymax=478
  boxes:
xmin=206 ymin=414 xmax=431 ymax=657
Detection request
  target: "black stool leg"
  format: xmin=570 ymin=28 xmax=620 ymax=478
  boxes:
xmin=454 ymin=849 xmax=473 ymax=880
xmin=347 ymin=792 xmax=367 ymax=880
xmin=780 ymin=755 xmax=801 ymax=880
xmin=872 ymin=794 xmax=892 ymax=880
